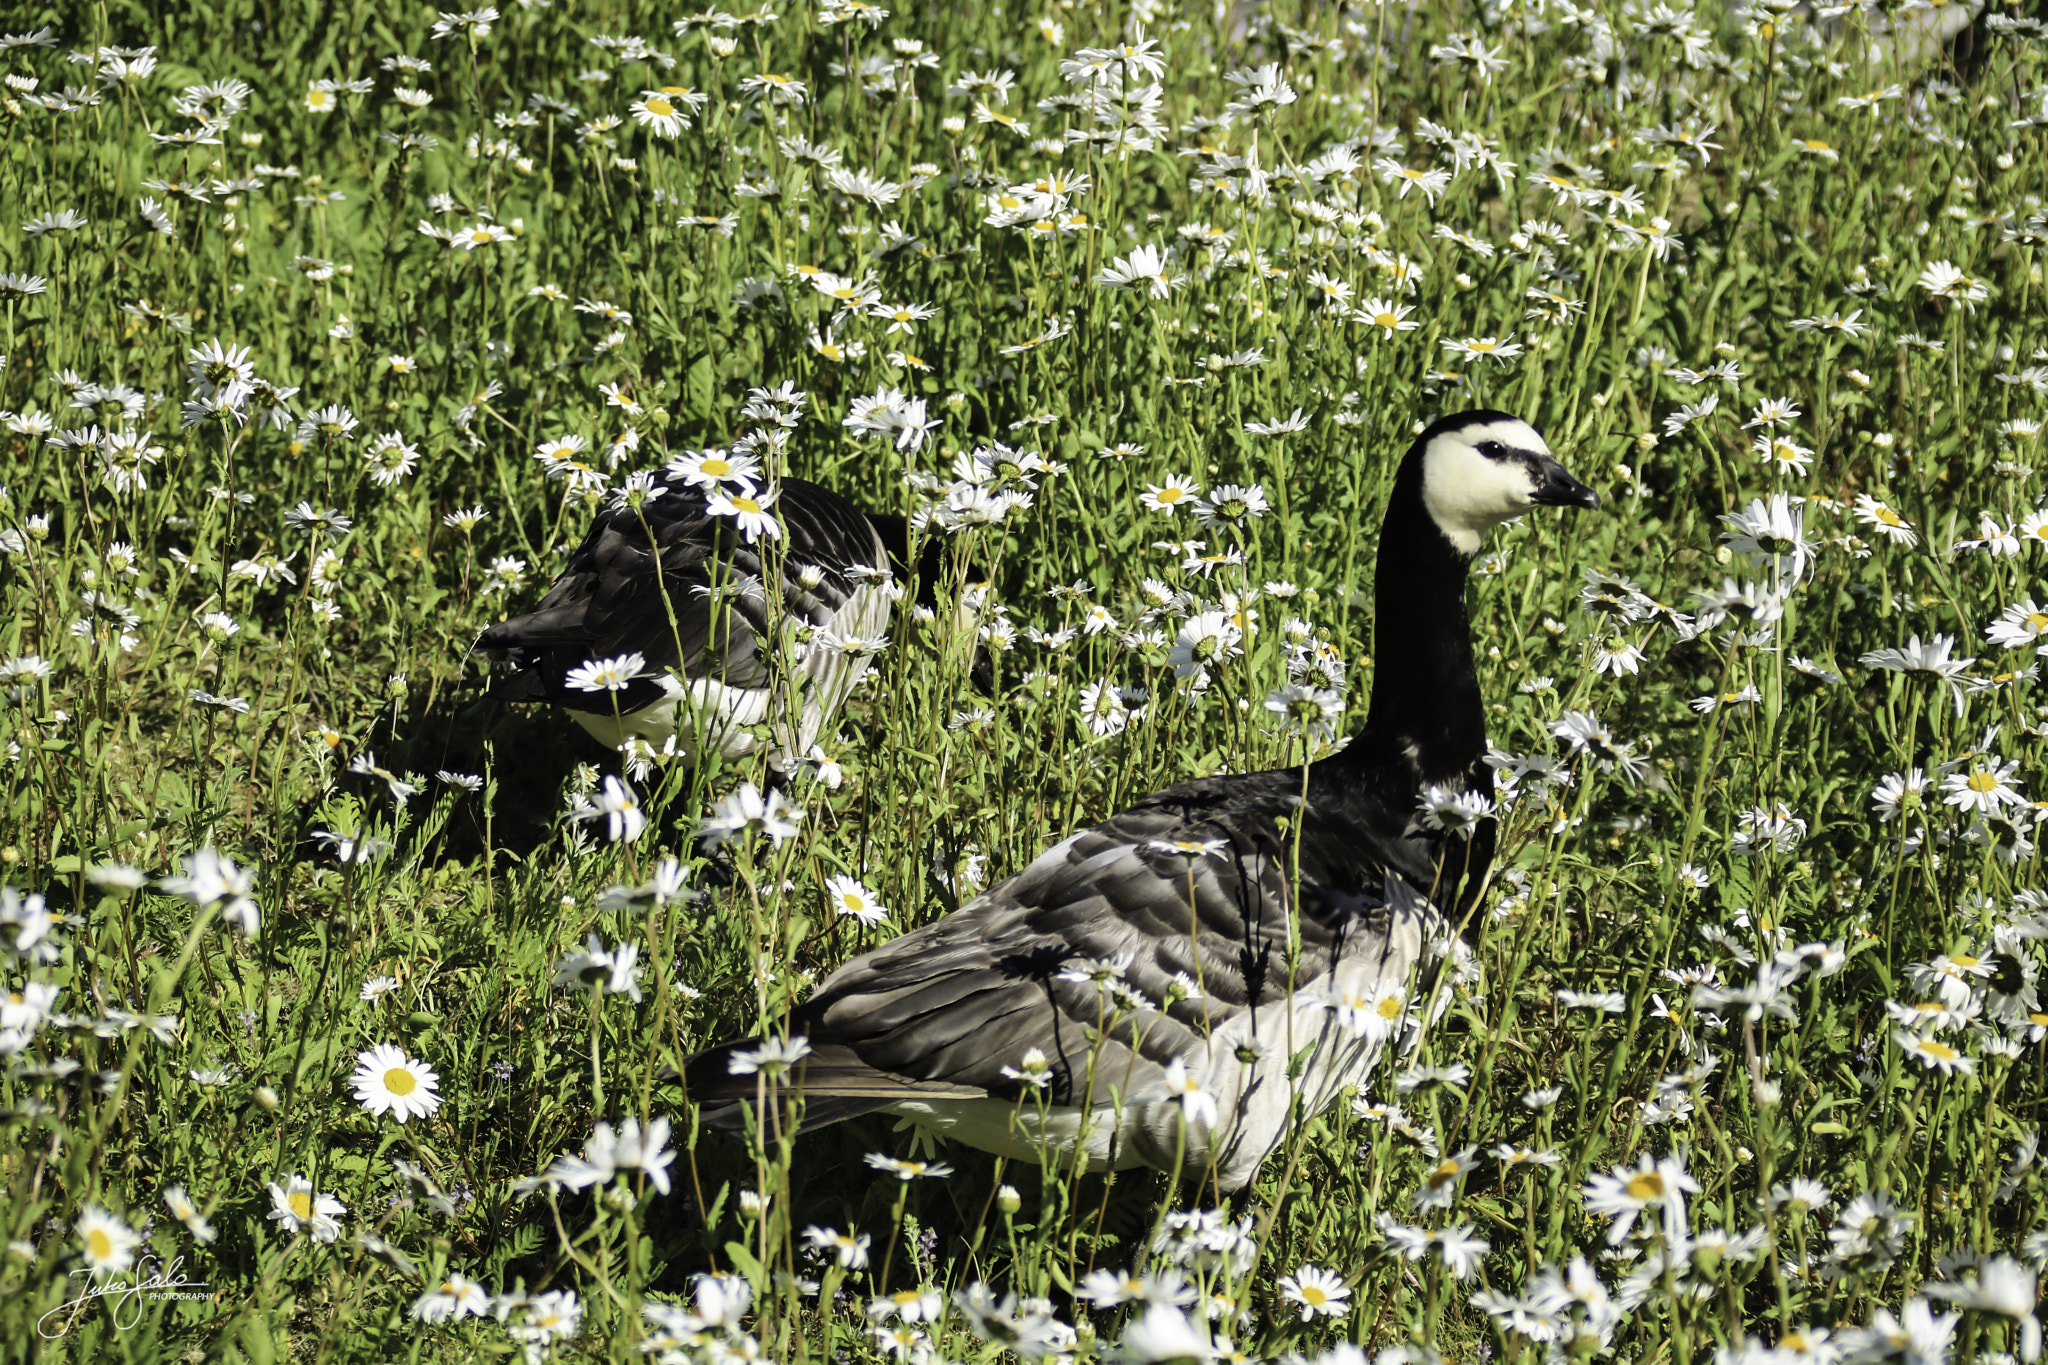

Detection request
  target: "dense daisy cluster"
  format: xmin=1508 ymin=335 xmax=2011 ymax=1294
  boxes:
xmin=2 ymin=0 xmax=2048 ymax=1358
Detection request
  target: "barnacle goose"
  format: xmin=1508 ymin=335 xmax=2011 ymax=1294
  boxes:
xmin=683 ymin=411 xmax=1598 ymax=1191
xmin=474 ymin=475 xmax=901 ymax=768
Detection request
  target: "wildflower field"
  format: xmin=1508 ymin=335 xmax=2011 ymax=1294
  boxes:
xmin=5 ymin=0 xmax=2048 ymax=1359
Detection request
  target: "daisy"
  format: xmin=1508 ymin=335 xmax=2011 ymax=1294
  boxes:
xmin=542 ymin=1116 xmax=674 ymax=1193
xmin=1721 ymin=494 xmax=1815 ymax=582
xmin=803 ymin=1225 xmax=871 ymax=1268
xmin=563 ymin=652 xmax=646 ymax=692
xmin=413 ymin=1273 xmax=492 ymax=1323
xmin=1418 ymin=784 xmax=1495 ymax=833
xmin=1375 ymin=159 xmax=1454 ymax=203
xmin=739 ymin=71 xmax=808 ymax=104
xmin=1355 ymin=297 xmax=1420 ymax=334
xmin=1742 ymin=396 xmax=1803 ymax=429
xmin=2019 ymin=509 xmax=2048 ymax=551
xmin=161 ymin=847 xmax=261 ymax=937
xmin=1752 ymin=432 xmax=1813 ymax=476
xmin=697 ymin=782 xmax=803 ymax=849
xmin=578 ymin=776 xmax=647 ymax=844
xmin=868 ymin=300 xmax=936 ymax=334
xmin=350 ymin=1042 xmax=442 ymax=1123
xmin=705 ymin=486 xmax=781 ymax=542
xmin=1940 ymin=756 xmax=2024 ymax=815
xmin=1139 ymin=474 xmax=1201 ymax=513
xmin=665 ymin=447 xmax=760 ymax=490
xmin=1592 ymin=635 xmax=1646 ymax=676
xmin=1789 ymin=307 xmax=1872 ymax=337
xmin=1852 ymin=494 xmax=1918 ymax=546
xmin=267 ymin=1174 xmax=346 ymax=1242
xmin=163 ymin=1186 xmax=217 ymax=1244
xmin=1663 ymin=394 xmax=1719 ymax=437
xmin=77 ymin=1206 xmax=142 ymax=1273
xmin=507 ymin=1290 xmax=583 ymax=1352
xmin=1278 ymin=1265 xmax=1350 ymax=1321
xmin=1895 ymin=1030 xmax=1975 ymax=1075
xmin=1190 ymin=484 xmax=1269 ymax=531
xmin=1094 ymin=244 xmax=1184 ymax=298
xmin=1169 ymin=611 xmax=1243 ymax=679
xmin=1264 ymin=684 xmax=1343 ymax=742
xmin=1413 ymin=1149 xmax=1480 ymax=1209
xmin=842 ymin=387 xmax=937 ymax=451
xmin=824 ymin=875 xmax=888 ymax=927
xmin=1154 ymin=1059 xmax=1219 ymax=1127
xmin=453 ymin=222 xmax=512 ymax=249
xmin=1986 ymin=599 xmax=2048 ymax=652
xmin=429 ymin=7 xmax=498 ymax=40
xmin=1243 ymin=410 xmax=1309 ymax=438
xmin=1886 ymin=998 xmax=1979 ymax=1032
xmin=1691 ymin=685 xmax=1764 ymax=713
xmin=1916 ymin=259 xmax=1989 ymax=306
xmin=1870 ymin=769 xmax=1930 ymax=823
xmin=363 ymin=432 xmax=420 ymax=486
xmin=1583 ymin=1152 xmax=1699 ymax=1242
xmin=1860 ymin=634 xmax=1973 ymax=679
xmin=1442 ymin=334 xmax=1526 ymax=365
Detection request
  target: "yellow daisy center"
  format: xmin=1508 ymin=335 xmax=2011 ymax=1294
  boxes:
xmin=289 ymin=1191 xmax=313 ymax=1219
xmin=384 ymin=1067 xmax=417 ymax=1096
xmin=644 ymin=97 xmax=674 ymax=117
xmin=1627 ymin=1171 xmax=1665 ymax=1201
xmin=87 ymin=1228 xmax=113 ymax=1258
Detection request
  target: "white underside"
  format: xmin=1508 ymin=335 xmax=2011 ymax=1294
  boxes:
xmin=569 ymin=579 xmax=892 ymax=765
xmin=879 ymin=884 xmax=1442 ymax=1192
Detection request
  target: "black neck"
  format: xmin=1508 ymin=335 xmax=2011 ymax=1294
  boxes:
xmin=1355 ymin=484 xmax=1486 ymax=778
xmin=1306 ymin=457 xmax=1492 ymax=905
xmin=1316 ymin=446 xmax=1488 ymax=776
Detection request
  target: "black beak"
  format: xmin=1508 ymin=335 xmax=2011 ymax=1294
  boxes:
xmin=1530 ymin=459 xmax=1601 ymax=510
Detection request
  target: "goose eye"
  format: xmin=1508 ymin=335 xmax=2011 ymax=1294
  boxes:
xmin=1476 ymin=440 xmax=1505 ymax=458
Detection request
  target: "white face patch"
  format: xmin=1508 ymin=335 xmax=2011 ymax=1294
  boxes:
xmin=1419 ymin=418 xmax=1553 ymax=554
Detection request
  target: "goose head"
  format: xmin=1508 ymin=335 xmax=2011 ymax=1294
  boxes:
xmin=1413 ymin=410 xmax=1600 ymax=555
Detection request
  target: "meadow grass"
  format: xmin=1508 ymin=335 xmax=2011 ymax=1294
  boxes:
xmin=1 ymin=0 xmax=2047 ymax=1360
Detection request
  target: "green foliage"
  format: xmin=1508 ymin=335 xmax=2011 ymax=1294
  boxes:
xmin=0 ymin=0 xmax=2045 ymax=1361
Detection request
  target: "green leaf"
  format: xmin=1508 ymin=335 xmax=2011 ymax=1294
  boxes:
xmin=685 ymin=354 xmax=716 ymax=421
xmin=723 ymin=1240 xmax=768 ymax=1296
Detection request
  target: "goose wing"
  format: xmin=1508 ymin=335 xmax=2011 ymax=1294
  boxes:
xmin=473 ymin=477 xmax=885 ymax=711
xmin=689 ymin=771 xmax=1426 ymax=1119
